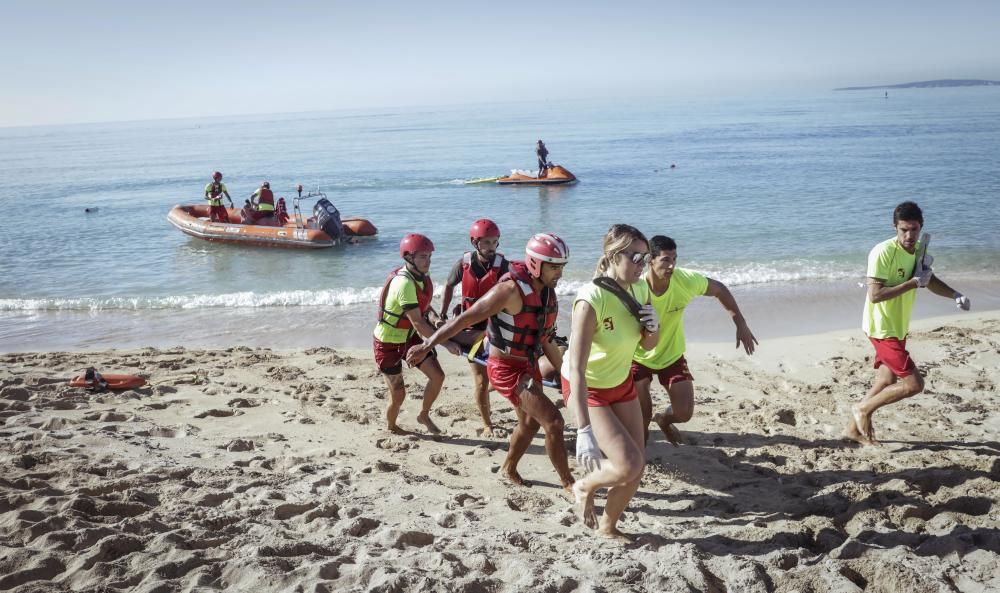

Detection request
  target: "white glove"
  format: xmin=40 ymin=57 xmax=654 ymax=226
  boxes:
xmin=955 ymin=292 xmax=971 ymax=311
xmin=575 ymin=425 xmax=602 ymax=473
xmin=638 ymin=304 xmax=660 ymax=333
xmin=914 ymin=254 xmax=934 ymax=287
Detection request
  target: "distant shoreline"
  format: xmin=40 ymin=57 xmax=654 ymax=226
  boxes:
xmin=835 ymin=78 xmax=1000 ymax=91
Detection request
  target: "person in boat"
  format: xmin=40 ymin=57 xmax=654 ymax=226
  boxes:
xmin=375 ymin=234 xmax=459 ymax=435
xmin=563 ymin=224 xmax=661 ymax=538
xmin=407 ymin=233 xmax=576 ymax=492
xmin=204 ymin=171 xmax=234 ymax=223
xmin=844 ymin=201 xmax=970 ymax=446
xmin=439 ymin=219 xmax=510 ymax=438
xmin=536 ymin=140 xmax=550 ymax=178
xmin=632 ymin=235 xmax=757 ymax=446
xmin=248 ymin=181 xmax=276 ymax=223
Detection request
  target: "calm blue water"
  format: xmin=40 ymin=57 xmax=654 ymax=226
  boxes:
xmin=2 ymin=89 xmax=999 ymax=350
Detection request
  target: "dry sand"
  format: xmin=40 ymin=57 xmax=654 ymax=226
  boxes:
xmin=1 ymin=312 xmax=998 ymax=592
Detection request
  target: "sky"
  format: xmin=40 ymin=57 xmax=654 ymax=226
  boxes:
xmin=1 ymin=0 xmax=998 ymax=127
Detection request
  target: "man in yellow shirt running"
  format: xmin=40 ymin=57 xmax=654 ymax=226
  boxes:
xmin=633 ymin=235 xmax=758 ymax=445
xmin=845 ymin=201 xmax=970 ymax=446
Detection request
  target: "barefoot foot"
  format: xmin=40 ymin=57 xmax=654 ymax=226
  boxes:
xmin=572 ymin=481 xmax=597 ymax=529
xmin=501 ymin=463 xmax=531 ymax=487
xmin=653 ymin=413 xmax=683 ymax=446
xmin=416 ymin=412 xmax=441 ymax=434
xmin=851 ymin=404 xmax=880 ymax=445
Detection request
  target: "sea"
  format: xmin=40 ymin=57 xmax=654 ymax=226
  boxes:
xmin=2 ymin=88 xmax=999 ymax=352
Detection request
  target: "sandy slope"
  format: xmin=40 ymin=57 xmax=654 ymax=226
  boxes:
xmin=1 ymin=313 xmax=998 ymax=593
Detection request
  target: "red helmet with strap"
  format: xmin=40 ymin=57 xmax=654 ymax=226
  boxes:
xmin=213 ymin=171 xmax=223 ymax=180
xmin=525 ymin=233 xmax=569 ymax=278
xmin=399 ymin=233 xmax=434 ymax=257
xmin=469 ymin=219 xmax=500 ymax=241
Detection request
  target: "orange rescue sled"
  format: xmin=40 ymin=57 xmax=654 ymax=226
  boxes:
xmin=70 ymin=373 xmax=146 ymax=390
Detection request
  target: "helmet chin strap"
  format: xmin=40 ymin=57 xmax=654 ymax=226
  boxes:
xmin=403 ymin=256 xmax=427 ymax=281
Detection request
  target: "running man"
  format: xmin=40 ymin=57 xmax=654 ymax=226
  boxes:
xmin=845 ymin=201 xmax=970 ymax=446
xmin=633 ymin=235 xmax=757 ymax=445
xmin=439 ymin=219 xmax=510 ymax=438
xmin=204 ymin=171 xmax=234 ymax=222
xmin=374 ymin=234 xmax=459 ymax=435
xmin=408 ymin=233 xmax=575 ymax=491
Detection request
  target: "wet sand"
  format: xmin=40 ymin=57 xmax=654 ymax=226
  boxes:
xmin=1 ymin=312 xmax=998 ymax=592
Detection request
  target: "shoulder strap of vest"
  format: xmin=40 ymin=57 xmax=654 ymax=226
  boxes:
xmin=592 ymin=277 xmax=643 ymax=323
xmin=492 ymin=254 xmax=505 ymax=269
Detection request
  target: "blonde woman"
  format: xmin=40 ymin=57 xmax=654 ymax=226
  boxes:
xmin=562 ymin=224 xmax=660 ymax=538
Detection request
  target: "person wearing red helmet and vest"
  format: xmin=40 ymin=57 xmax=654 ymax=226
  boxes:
xmin=375 ymin=234 xmax=459 ymax=435
xmin=248 ymin=181 xmax=276 ymax=223
xmin=439 ymin=219 xmax=510 ymax=438
xmin=563 ymin=224 xmax=660 ymax=539
xmin=408 ymin=233 xmax=575 ymax=491
xmin=204 ymin=171 xmax=234 ymax=223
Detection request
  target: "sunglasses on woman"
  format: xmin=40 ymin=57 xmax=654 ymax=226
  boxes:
xmin=620 ymin=250 xmax=651 ymax=266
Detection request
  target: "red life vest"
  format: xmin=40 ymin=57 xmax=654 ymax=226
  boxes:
xmin=256 ymin=188 xmax=275 ymax=209
xmin=377 ymin=266 xmax=434 ymax=331
xmin=460 ymin=251 xmax=506 ymax=311
xmin=487 ymin=261 xmax=557 ymax=360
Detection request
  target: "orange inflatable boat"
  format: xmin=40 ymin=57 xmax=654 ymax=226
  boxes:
xmin=167 ymin=192 xmax=377 ymax=249
xmin=70 ymin=372 xmax=146 ymax=390
xmin=497 ymin=165 xmax=577 ymax=185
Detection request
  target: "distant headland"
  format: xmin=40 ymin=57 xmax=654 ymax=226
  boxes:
xmin=834 ymin=79 xmax=1000 ymax=91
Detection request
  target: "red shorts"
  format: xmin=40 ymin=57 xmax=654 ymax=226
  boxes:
xmin=487 ymin=357 xmax=541 ymax=408
xmin=560 ymin=374 xmax=637 ymax=408
xmin=631 ymin=356 xmax=694 ymax=388
xmin=209 ymin=205 xmax=230 ymax=223
xmin=373 ymin=335 xmax=434 ymax=375
xmin=869 ymin=336 xmax=916 ymax=378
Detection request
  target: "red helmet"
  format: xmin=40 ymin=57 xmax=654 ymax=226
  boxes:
xmin=213 ymin=171 xmax=223 ymax=180
xmin=469 ymin=219 xmax=500 ymax=241
xmin=525 ymin=233 xmax=569 ymax=277
xmin=399 ymin=233 xmax=434 ymax=258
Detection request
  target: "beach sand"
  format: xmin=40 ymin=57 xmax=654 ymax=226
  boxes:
xmin=1 ymin=312 xmax=998 ymax=592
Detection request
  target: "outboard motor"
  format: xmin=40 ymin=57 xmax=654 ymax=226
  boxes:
xmin=313 ymin=198 xmax=344 ymax=242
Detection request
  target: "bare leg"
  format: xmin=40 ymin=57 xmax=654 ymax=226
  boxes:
xmin=504 ymin=407 xmax=540 ymax=487
xmin=652 ymin=380 xmax=693 ymax=446
xmin=573 ymin=400 xmax=645 ymax=536
xmin=415 ymin=357 xmax=445 ymax=434
xmin=845 ymin=364 xmax=895 ymax=445
xmin=596 ymin=399 xmax=645 ymax=539
xmin=852 ymin=369 xmax=924 ymax=445
xmin=469 ymin=363 xmax=501 ymax=437
xmin=505 ymin=385 xmax=574 ymax=490
xmin=383 ymin=373 xmax=407 ymax=434
xmin=635 ymin=377 xmax=653 ymax=444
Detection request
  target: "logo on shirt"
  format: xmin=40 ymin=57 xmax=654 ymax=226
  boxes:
xmin=896 ymin=268 xmax=905 ymax=278
xmin=603 ymin=316 xmax=615 ymax=331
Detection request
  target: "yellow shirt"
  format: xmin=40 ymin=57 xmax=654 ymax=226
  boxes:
xmin=373 ymin=273 xmax=423 ymax=344
xmin=204 ymin=182 xmax=228 ymax=206
xmin=633 ymin=267 xmax=708 ymax=369
xmin=572 ymin=280 xmax=649 ymax=389
xmin=863 ymin=237 xmax=919 ymax=339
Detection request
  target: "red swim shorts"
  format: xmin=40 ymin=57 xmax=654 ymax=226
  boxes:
xmin=630 ymin=356 xmax=694 ymax=388
xmin=209 ymin=204 xmax=230 ymax=223
xmin=869 ymin=336 xmax=916 ymax=378
xmin=373 ymin=334 xmax=435 ymax=375
xmin=487 ymin=357 xmax=541 ymax=407
xmin=560 ymin=374 xmax=637 ymax=408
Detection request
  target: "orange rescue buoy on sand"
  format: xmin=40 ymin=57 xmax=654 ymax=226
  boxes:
xmin=70 ymin=373 xmax=146 ymax=391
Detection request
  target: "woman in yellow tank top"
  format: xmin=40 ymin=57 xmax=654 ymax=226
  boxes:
xmin=563 ymin=224 xmax=661 ymax=538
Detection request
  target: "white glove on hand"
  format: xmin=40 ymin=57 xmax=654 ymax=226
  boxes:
xmin=914 ymin=254 xmax=934 ymax=288
xmin=955 ymin=292 xmax=971 ymax=311
xmin=575 ymin=425 xmax=602 ymax=473
xmin=638 ymin=303 xmax=660 ymax=333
